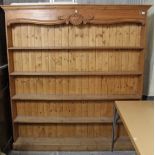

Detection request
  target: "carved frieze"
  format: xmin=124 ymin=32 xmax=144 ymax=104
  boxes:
xmin=58 ymin=11 xmax=94 ymax=26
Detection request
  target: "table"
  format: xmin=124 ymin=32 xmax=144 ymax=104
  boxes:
xmin=112 ymin=101 xmax=154 ymax=155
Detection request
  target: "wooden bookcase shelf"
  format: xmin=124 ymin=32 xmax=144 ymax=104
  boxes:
xmin=3 ymin=4 xmax=150 ymax=151
xmin=13 ymin=137 xmax=133 ymax=151
xmin=12 ymin=94 xmax=141 ymax=101
xmin=8 ymin=46 xmax=144 ymax=51
xmin=10 ymin=71 xmax=143 ymax=76
xmin=14 ymin=116 xmax=113 ymax=124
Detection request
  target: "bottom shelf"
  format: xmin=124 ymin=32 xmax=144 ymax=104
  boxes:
xmin=13 ymin=137 xmax=133 ymax=151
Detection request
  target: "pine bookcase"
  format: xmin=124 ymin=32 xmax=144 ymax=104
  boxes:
xmin=2 ymin=4 xmax=151 ymax=151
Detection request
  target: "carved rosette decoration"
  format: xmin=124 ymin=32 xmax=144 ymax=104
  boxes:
xmin=58 ymin=11 xmax=94 ymax=26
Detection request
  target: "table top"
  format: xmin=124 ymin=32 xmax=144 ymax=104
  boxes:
xmin=115 ymin=101 xmax=154 ymax=155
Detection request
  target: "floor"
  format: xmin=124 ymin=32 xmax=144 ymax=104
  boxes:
xmin=9 ymin=151 xmax=136 ymax=155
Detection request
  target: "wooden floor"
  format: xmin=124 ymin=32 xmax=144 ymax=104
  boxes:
xmin=9 ymin=151 xmax=136 ymax=155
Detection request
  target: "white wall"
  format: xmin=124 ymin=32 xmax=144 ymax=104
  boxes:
xmin=144 ymin=5 xmax=154 ymax=96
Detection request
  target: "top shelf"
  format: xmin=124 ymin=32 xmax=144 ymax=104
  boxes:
xmin=8 ymin=46 xmax=144 ymax=51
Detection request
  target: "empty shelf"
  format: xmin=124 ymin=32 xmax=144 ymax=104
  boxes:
xmin=10 ymin=71 xmax=143 ymax=76
xmin=14 ymin=116 xmax=113 ymax=124
xmin=12 ymin=94 xmax=141 ymax=101
xmin=8 ymin=46 xmax=144 ymax=51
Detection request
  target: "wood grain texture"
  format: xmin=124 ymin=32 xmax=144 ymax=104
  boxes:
xmin=8 ymin=46 xmax=144 ymax=50
xmin=10 ymin=71 xmax=143 ymax=76
xmin=12 ymin=94 xmax=141 ymax=101
xmin=4 ymin=4 xmax=150 ymax=151
xmin=14 ymin=116 xmax=113 ymax=124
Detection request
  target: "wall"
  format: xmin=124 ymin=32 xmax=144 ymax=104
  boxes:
xmin=144 ymin=5 xmax=154 ymax=96
xmin=3 ymin=0 xmax=154 ymax=96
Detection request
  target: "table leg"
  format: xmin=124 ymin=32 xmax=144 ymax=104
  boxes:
xmin=111 ymin=106 xmax=120 ymax=151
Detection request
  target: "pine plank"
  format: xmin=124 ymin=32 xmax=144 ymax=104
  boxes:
xmin=14 ymin=116 xmax=113 ymax=124
xmin=12 ymin=94 xmax=141 ymax=101
xmin=8 ymin=46 xmax=144 ymax=50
